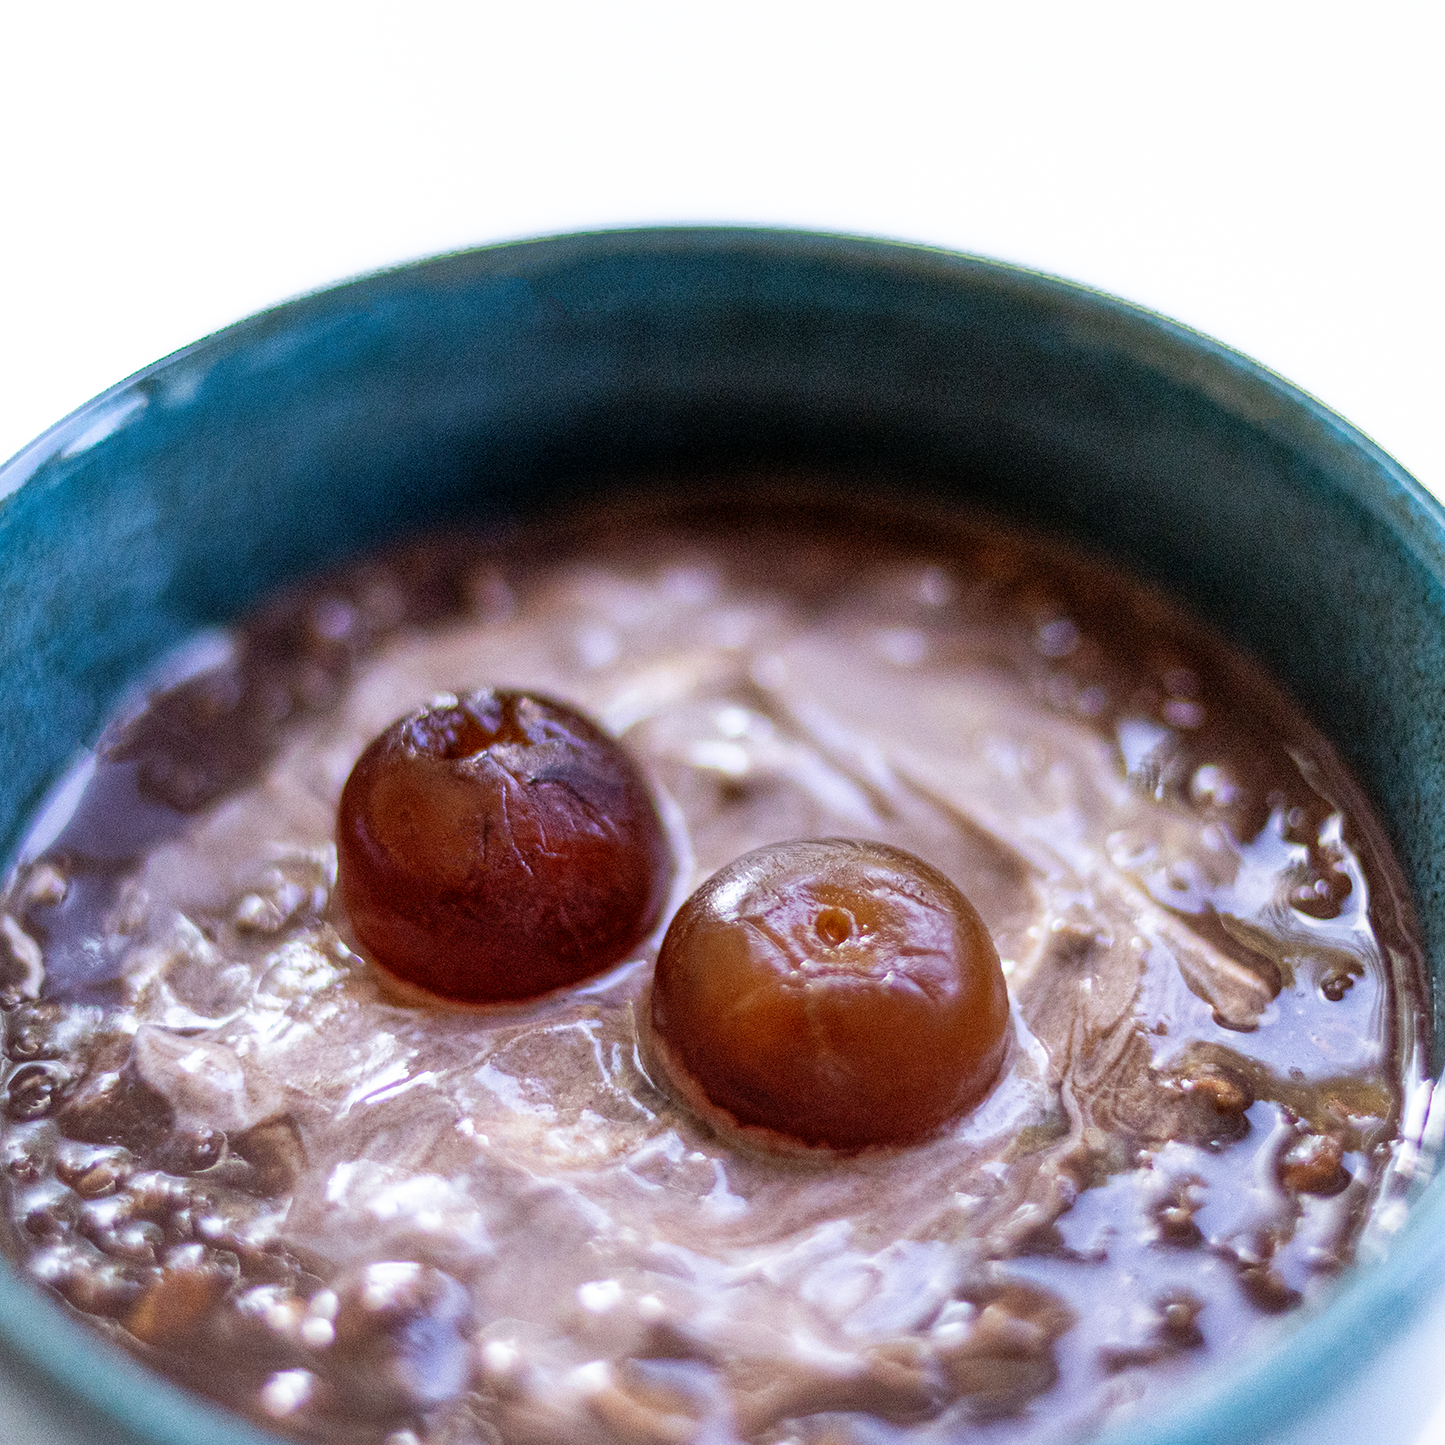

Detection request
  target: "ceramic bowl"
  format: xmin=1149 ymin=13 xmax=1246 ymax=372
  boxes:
xmin=1 ymin=230 xmax=1443 ymax=1445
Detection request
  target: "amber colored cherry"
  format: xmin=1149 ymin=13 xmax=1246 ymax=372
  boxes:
xmin=337 ymin=690 xmax=671 ymax=1004
xmin=649 ymin=838 xmax=1010 ymax=1150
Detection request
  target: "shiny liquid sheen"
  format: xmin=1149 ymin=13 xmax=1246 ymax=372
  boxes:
xmin=0 ymin=502 xmax=1431 ymax=1445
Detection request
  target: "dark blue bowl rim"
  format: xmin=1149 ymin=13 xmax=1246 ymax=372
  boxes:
xmin=0 ymin=225 xmax=1441 ymax=1445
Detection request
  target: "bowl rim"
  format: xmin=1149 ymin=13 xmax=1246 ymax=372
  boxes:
xmin=0 ymin=224 xmax=1442 ymax=1445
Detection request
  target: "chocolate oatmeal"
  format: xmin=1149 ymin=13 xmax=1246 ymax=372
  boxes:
xmin=0 ymin=501 xmax=1431 ymax=1445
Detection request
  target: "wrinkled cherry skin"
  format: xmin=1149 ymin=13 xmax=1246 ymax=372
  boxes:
xmin=651 ymin=839 xmax=1011 ymax=1150
xmin=337 ymin=690 xmax=672 ymax=1004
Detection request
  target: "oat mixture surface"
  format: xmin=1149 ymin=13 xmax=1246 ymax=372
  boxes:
xmin=0 ymin=508 xmax=1428 ymax=1445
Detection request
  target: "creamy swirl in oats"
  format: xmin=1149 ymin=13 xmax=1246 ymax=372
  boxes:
xmin=0 ymin=504 xmax=1430 ymax=1445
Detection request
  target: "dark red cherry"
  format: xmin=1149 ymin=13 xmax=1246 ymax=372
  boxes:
xmin=650 ymin=838 xmax=1010 ymax=1150
xmin=337 ymin=690 xmax=671 ymax=1004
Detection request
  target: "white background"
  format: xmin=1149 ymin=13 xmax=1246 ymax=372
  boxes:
xmin=2 ymin=4 xmax=1442 ymax=495
xmin=1 ymin=2 xmax=1443 ymax=1441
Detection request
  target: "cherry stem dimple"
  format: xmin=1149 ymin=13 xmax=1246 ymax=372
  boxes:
xmin=814 ymin=907 xmax=854 ymax=947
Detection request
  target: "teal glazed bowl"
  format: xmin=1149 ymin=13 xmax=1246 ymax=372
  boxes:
xmin=1 ymin=229 xmax=1443 ymax=1445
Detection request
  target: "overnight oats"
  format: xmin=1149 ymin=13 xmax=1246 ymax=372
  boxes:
xmin=0 ymin=499 xmax=1431 ymax=1445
